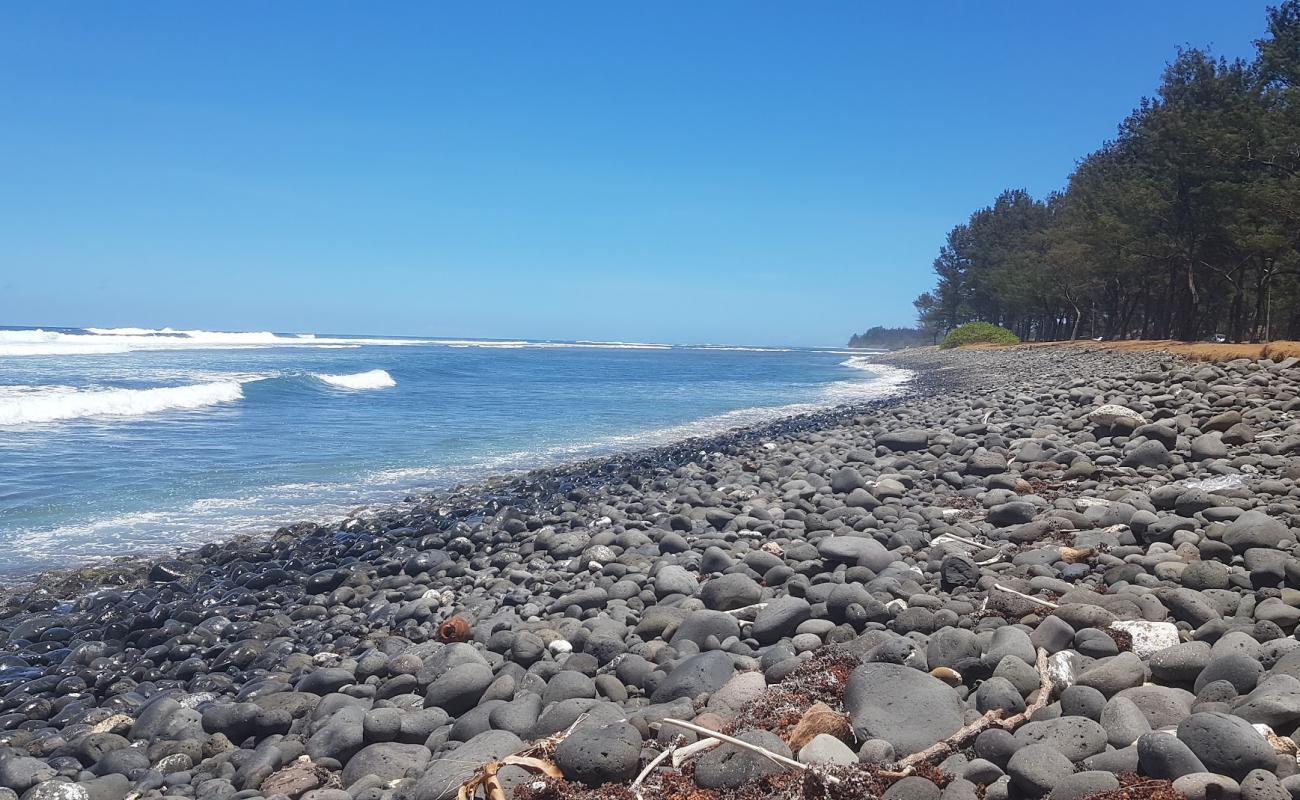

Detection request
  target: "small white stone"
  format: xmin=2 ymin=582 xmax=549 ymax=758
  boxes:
xmin=1047 ymin=651 xmax=1078 ymax=693
xmin=548 ymin=639 xmax=573 ymax=655
xmin=1110 ymin=620 xmax=1180 ymax=660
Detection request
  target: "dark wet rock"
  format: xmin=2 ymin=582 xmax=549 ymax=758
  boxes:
xmin=1176 ymin=712 xmax=1278 ymax=781
xmin=1049 ymin=772 xmax=1120 ymax=800
xmin=1137 ymin=731 xmax=1207 ymax=780
xmin=650 ymin=651 xmax=734 ymax=703
xmin=1014 ymin=717 xmax=1108 ymax=761
xmin=554 ymin=721 xmax=642 ymax=787
xmin=400 ymin=730 xmax=522 ymax=800
xmin=845 ymin=663 xmax=964 ymax=756
xmin=1008 ymin=744 xmax=1074 ymax=797
xmin=342 ymin=743 xmax=431 ymax=787
xmin=694 ymin=729 xmax=792 ymax=790
xmin=751 ymin=597 xmax=812 ymax=645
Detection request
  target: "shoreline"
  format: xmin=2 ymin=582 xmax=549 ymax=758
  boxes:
xmin=0 ymin=357 xmax=935 ymax=602
xmin=4 ymin=344 xmax=1299 ymax=800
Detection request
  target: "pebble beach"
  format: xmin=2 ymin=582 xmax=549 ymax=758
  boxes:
xmin=6 ymin=345 xmax=1300 ymax=800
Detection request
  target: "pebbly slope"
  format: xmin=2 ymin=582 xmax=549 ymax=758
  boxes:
xmin=5 ymin=346 xmax=1300 ymax=800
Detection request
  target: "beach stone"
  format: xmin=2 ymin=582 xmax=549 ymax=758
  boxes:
xmin=830 ymin=467 xmax=869 ymax=493
xmin=859 ymin=739 xmax=897 ymax=766
xmin=1241 ymin=770 xmax=1290 ymax=800
xmin=650 ymin=651 xmax=734 ymax=703
xmin=1110 ymin=620 xmax=1180 ymax=660
xmin=1048 ymin=772 xmax=1120 ymax=800
xmin=668 ymin=610 xmax=741 ymax=647
xmin=941 ymin=555 xmax=980 ymax=589
xmin=1091 ymin=405 xmax=1145 ymax=428
xmin=883 ymin=777 xmax=941 ymax=800
xmin=401 ymin=730 xmax=522 ymax=800
xmin=554 ymin=721 xmax=642 ymax=788
xmin=1137 ymin=732 xmax=1207 ymax=779
xmin=1182 ymin=561 xmax=1231 ymax=591
xmin=21 ymin=783 xmax=89 ymax=800
xmin=986 ymin=627 xmax=1037 ymax=668
xmin=750 ymin=597 xmax=812 ymax=645
xmin=1101 ymin=696 xmax=1152 ymax=747
xmin=1194 ymin=655 xmax=1264 ymax=695
xmin=964 ymin=759 xmax=1005 ymax=785
xmin=877 ymin=429 xmax=930 ymax=451
xmin=818 ymin=536 xmax=890 ymax=569
xmin=1191 ymin=433 xmax=1230 ymax=461
xmin=341 ymin=743 xmax=430 ymax=788
xmin=975 ymin=678 xmax=1026 ymax=715
xmin=423 ymin=662 xmax=494 ymax=716
xmin=1007 ymin=744 xmax=1074 ymax=797
xmin=706 ymin=672 xmax=766 ymax=716
xmin=1075 ymin=653 xmax=1145 ymax=697
xmin=1013 ymin=717 xmax=1108 ymax=761
xmin=655 ymin=565 xmax=698 ymax=598
xmin=845 ymin=663 xmax=965 ymax=756
xmin=1172 ymin=774 xmax=1242 ymax=800
xmin=1176 ymin=712 xmax=1278 ymax=781
xmin=1124 ymin=440 xmax=1172 ymax=468
xmin=1151 ymin=642 xmax=1212 ymax=685
xmin=0 ymin=759 xmax=55 ymax=793
xmin=699 ymin=574 xmax=762 ymax=611
xmin=694 ymin=729 xmax=791 ymax=790
xmin=798 ymin=734 xmax=857 ymax=766
xmin=1223 ymin=512 xmax=1292 ymax=553
xmin=1060 ymin=685 xmax=1107 ymax=721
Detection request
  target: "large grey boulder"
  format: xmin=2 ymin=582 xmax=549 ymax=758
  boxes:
xmin=845 ymin=663 xmax=964 ymax=755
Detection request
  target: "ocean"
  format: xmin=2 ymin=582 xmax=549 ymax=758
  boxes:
xmin=0 ymin=326 xmax=911 ymax=576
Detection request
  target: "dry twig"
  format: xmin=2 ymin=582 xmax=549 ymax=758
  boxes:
xmin=890 ymin=648 xmax=1054 ymax=774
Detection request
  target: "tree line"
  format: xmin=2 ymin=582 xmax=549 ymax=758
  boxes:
xmin=913 ymin=2 xmax=1300 ymax=343
xmin=846 ymin=326 xmax=929 ymax=349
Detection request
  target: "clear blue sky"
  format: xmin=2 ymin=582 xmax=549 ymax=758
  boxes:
xmin=0 ymin=3 xmax=1273 ymax=347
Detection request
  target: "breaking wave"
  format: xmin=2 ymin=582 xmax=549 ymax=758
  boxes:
xmin=314 ymin=369 xmax=396 ymax=390
xmin=0 ymin=382 xmax=244 ymax=426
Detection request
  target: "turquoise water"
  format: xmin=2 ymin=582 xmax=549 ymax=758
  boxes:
xmin=0 ymin=326 xmax=909 ymax=575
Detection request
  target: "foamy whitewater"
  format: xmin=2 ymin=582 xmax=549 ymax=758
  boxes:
xmin=0 ymin=326 xmax=909 ymax=575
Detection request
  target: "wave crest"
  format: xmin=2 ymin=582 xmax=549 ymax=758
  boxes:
xmin=0 ymin=328 xmax=422 ymax=356
xmin=314 ymin=369 xmax=396 ymax=390
xmin=0 ymin=382 xmax=244 ymax=426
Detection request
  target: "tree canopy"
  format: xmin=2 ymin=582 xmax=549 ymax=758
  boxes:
xmin=911 ymin=2 xmax=1300 ymax=343
xmin=846 ymin=326 xmax=928 ymax=349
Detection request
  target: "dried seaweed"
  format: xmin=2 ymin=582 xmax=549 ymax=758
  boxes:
xmin=1076 ymin=773 xmax=1179 ymax=800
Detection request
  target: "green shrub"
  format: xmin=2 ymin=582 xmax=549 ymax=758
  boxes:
xmin=939 ymin=322 xmax=1020 ymax=349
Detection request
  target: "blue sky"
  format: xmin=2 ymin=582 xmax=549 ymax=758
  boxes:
xmin=0 ymin=3 xmax=1273 ymax=347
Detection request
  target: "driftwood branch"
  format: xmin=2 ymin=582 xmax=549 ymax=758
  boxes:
xmin=632 ymin=743 xmax=678 ymax=800
xmin=933 ymin=532 xmax=988 ymax=550
xmin=893 ymin=648 xmax=1053 ymax=772
xmin=671 ymin=736 xmax=721 ymax=769
xmin=660 ymin=718 xmax=841 ymax=785
xmin=992 ymin=583 xmax=1060 ymax=610
xmin=893 ymin=710 xmax=1005 ymax=771
xmin=725 ymin=602 xmax=768 ymax=621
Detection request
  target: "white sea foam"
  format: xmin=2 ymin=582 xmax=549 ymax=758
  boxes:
xmin=0 ymin=381 xmax=244 ymax=426
xmin=0 ymin=328 xmax=431 ymax=356
xmin=314 ymin=369 xmax=396 ymax=390
xmin=2 ymin=327 xmax=825 ymax=356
